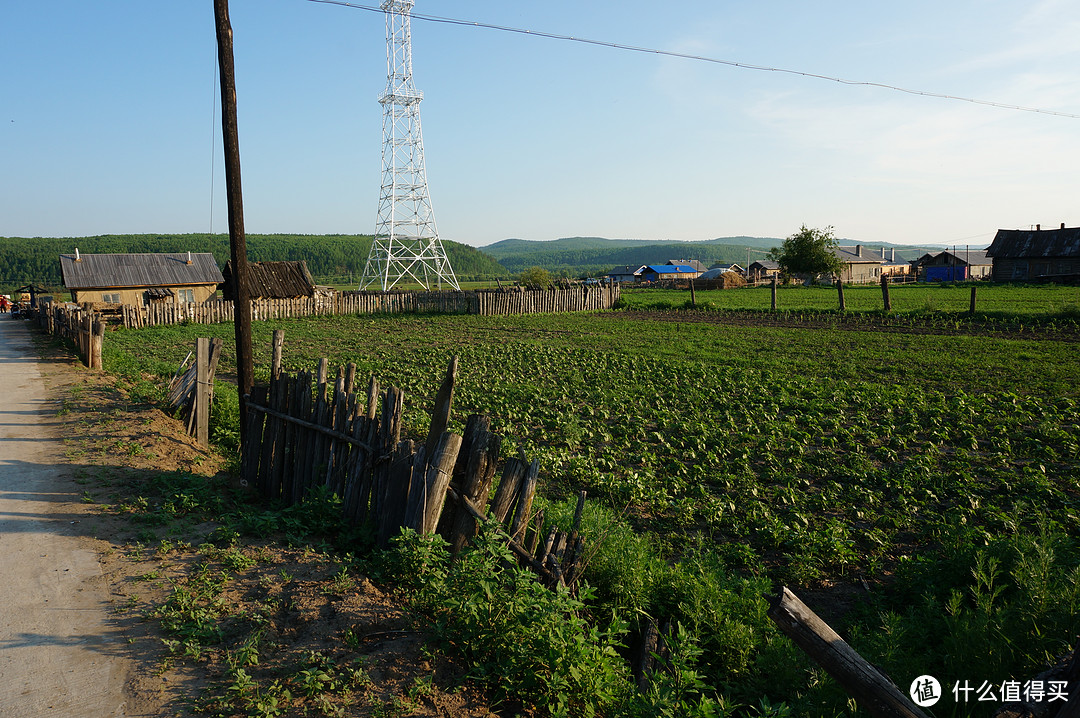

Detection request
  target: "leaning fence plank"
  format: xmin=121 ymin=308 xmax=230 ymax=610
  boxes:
xmin=293 ymin=371 xmax=314 ymax=505
xmin=509 ymin=458 xmax=540 ymax=541
xmin=424 ymin=356 xmax=458 ymax=460
xmin=269 ymin=375 xmax=293 ymax=503
xmin=768 ymin=587 xmax=931 ymax=718
xmin=489 ymin=458 xmax=526 ymax=525
xmin=378 ymin=440 xmax=415 ymax=546
xmin=241 ymin=385 xmax=268 ymax=488
xmin=419 ymin=432 xmax=463 ymax=535
xmin=195 ymin=337 xmax=211 ymax=446
xmin=445 ymin=418 xmax=501 ymax=552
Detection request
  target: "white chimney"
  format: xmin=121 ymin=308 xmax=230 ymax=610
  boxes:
xmin=186 ymin=251 xmax=193 ymax=265
xmin=75 ymin=248 xmax=81 ymax=262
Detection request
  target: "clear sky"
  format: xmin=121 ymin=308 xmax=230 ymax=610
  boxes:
xmin=3 ymin=1 xmax=1078 ymax=249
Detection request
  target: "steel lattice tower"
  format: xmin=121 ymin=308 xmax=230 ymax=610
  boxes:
xmin=360 ymin=0 xmax=458 ymax=291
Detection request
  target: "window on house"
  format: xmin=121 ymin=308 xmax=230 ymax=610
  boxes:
xmin=102 ymin=293 xmax=121 ymax=303
xmin=178 ymin=289 xmax=195 ymax=303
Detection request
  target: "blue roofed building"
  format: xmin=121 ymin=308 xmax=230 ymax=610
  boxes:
xmin=638 ymin=264 xmax=703 ymax=282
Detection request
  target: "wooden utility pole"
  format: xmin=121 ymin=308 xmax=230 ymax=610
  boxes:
xmin=214 ymin=0 xmax=254 ymax=442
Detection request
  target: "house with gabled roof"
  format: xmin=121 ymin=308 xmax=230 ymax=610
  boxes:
xmin=59 ymin=250 xmax=224 ymax=305
xmin=917 ymin=249 xmax=993 ymax=281
xmin=607 ymin=265 xmax=645 ymax=284
xmin=986 ymin=224 xmax=1080 ymax=282
xmin=666 ymin=259 xmax=708 ymax=272
xmin=639 ymin=264 xmax=702 ymax=282
xmin=832 ymin=245 xmax=887 ymax=283
xmin=748 ymin=259 xmax=780 ymax=282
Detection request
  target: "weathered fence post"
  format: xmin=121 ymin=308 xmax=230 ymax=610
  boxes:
xmin=689 ymin=279 xmax=696 ymax=308
xmin=90 ymin=317 xmax=105 ymax=370
xmin=769 ymin=587 xmax=931 ymax=718
xmin=271 ymin=329 xmax=285 ymax=381
xmin=836 ymin=277 xmax=846 ymax=311
xmin=880 ymin=274 xmax=891 ymax=312
xmin=425 ymin=356 xmax=457 ymax=460
xmin=970 ymin=285 xmax=977 ymax=315
xmin=195 ymin=337 xmax=211 ymax=446
xmin=771 ymin=274 xmax=778 ymax=311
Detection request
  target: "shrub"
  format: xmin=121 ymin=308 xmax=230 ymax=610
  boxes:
xmin=385 ymin=525 xmax=629 ymax=717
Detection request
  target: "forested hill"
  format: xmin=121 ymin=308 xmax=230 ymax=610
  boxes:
xmin=481 ymin=236 xmax=784 ymax=275
xmin=0 ymin=234 xmax=508 ymax=290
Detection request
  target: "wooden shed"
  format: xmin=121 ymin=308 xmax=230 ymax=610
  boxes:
xmin=987 ymin=225 xmax=1080 ymax=282
xmin=221 ymin=260 xmax=316 ymax=300
xmin=59 ymin=251 xmax=223 ymax=305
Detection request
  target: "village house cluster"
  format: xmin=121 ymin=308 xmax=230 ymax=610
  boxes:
xmin=41 ymin=224 xmax=1080 ymax=310
xmin=604 ymin=224 xmax=1080 ymax=286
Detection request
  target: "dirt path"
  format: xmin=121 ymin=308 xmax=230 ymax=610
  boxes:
xmin=0 ymin=316 xmax=131 ymax=716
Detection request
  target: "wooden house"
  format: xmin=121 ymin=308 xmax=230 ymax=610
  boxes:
xmin=666 ymin=259 xmax=708 ymax=272
xmin=59 ymin=251 xmax=223 ymax=305
xmin=221 ymin=260 xmax=316 ymax=299
xmin=607 ymin=265 xmax=645 ymax=284
xmin=986 ymin=224 xmax=1080 ymax=282
xmin=639 ymin=264 xmax=703 ymax=282
xmin=748 ymin=260 xmax=781 ymax=282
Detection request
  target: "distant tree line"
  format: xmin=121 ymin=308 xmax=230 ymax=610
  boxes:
xmin=0 ymin=234 xmax=508 ymax=292
xmin=492 ymin=242 xmax=753 ymax=276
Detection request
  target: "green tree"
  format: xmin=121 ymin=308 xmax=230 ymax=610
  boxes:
xmin=517 ymin=266 xmax=553 ymax=288
xmin=768 ymin=225 xmax=844 ymax=281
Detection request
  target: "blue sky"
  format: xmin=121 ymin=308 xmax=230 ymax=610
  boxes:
xmin=3 ymin=1 xmax=1078 ymax=248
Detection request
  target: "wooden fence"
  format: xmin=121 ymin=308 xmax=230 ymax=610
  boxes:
xmin=35 ymin=300 xmax=106 ymax=369
xmin=241 ymin=330 xmax=586 ymax=587
xmin=121 ymin=285 xmax=621 ymax=328
xmin=167 ymin=337 xmax=224 ymax=446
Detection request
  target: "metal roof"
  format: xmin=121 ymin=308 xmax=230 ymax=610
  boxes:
xmin=222 ymin=260 xmax=315 ymax=299
xmin=928 ymin=249 xmax=992 ymax=266
xmin=666 ymin=259 xmax=707 ymax=271
xmin=698 ymin=267 xmax=743 ymax=279
xmin=60 ymin=252 xmax=224 ymax=289
xmin=987 ymin=227 xmax=1080 ymax=258
xmin=645 ymin=264 xmax=698 ymax=274
xmin=831 ymin=246 xmax=887 ymax=264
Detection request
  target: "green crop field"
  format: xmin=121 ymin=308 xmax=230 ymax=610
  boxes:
xmin=102 ymin=292 xmax=1080 ymax=716
xmin=623 ymin=282 xmax=1080 ymax=319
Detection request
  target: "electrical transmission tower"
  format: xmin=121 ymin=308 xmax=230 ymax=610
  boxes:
xmin=360 ymin=0 xmax=458 ymax=291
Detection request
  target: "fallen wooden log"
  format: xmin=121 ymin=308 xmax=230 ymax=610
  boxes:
xmin=768 ymin=586 xmax=931 ymax=718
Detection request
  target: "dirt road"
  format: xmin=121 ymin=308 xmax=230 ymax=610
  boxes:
xmin=0 ymin=315 xmax=131 ymax=716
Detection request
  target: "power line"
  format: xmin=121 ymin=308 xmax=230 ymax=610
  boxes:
xmin=307 ymin=0 xmax=1080 ymax=120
